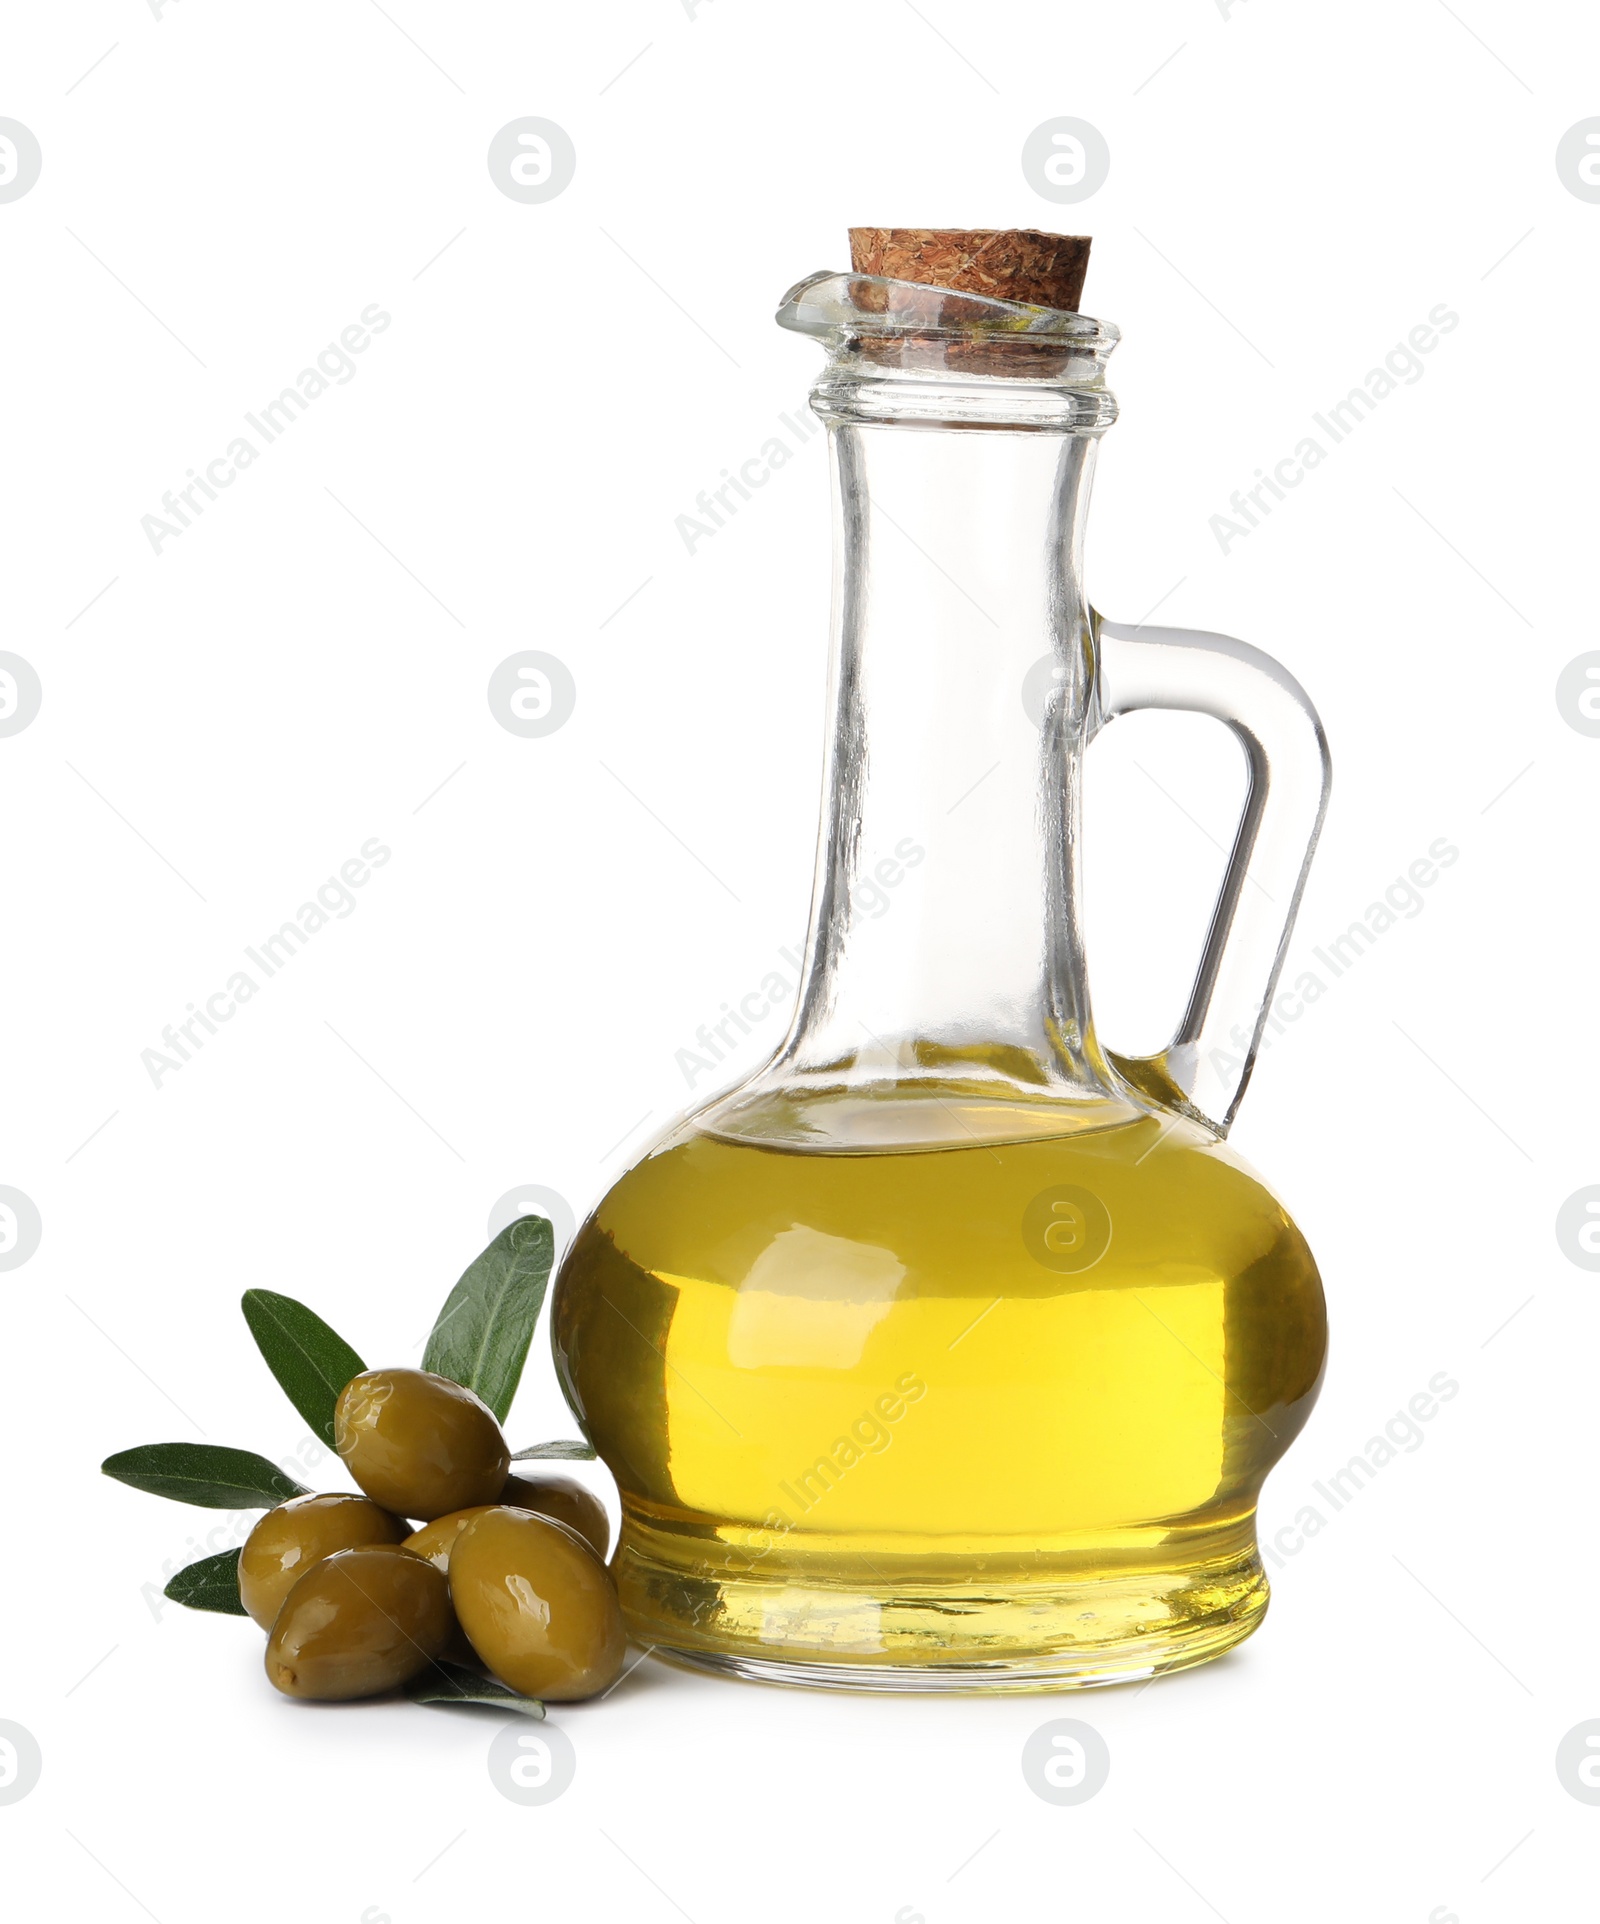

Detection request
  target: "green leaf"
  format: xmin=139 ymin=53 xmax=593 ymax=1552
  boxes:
xmin=406 ymin=1661 xmax=545 ymax=1718
xmin=101 ymin=1443 xmax=309 ymax=1510
xmin=422 ymin=1216 xmax=555 ymax=1424
xmin=510 ymin=1440 xmax=596 ymax=1462
xmin=164 ymin=1547 xmax=248 ymax=1615
xmin=240 ymin=1288 xmax=366 ymax=1448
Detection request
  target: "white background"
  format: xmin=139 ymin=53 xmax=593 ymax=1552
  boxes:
xmin=2 ymin=2 xmax=1595 ymax=1919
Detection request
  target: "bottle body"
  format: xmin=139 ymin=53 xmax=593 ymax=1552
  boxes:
xmin=554 ymin=1105 xmax=1325 ymax=1686
xmin=552 ymin=270 xmax=1331 ymax=1687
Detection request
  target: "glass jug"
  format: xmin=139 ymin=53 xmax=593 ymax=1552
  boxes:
xmin=554 ymin=267 xmax=1331 ymax=1690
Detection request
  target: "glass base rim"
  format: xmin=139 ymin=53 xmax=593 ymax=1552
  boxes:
xmin=645 ymin=1609 xmax=1262 ymax=1695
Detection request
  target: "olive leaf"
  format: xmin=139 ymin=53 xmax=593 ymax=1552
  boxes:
xmin=102 ymin=1443 xmax=309 ymax=1509
xmin=240 ymin=1288 xmax=366 ymax=1448
xmin=422 ymin=1216 xmax=555 ymax=1424
xmin=406 ymin=1661 xmax=545 ymax=1719
xmin=164 ymin=1547 xmax=248 ymax=1616
xmin=510 ymin=1440 xmax=596 ymax=1462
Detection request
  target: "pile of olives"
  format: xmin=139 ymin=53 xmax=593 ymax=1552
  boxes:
xmin=242 ymin=1367 xmax=624 ymax=1704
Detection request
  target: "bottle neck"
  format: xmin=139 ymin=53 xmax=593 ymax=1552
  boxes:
xmin=708 ymin=406 xmax=1136 ymax=1152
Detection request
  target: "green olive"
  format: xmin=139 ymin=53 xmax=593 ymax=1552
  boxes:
xmin=400 ymin=1511 xmax=489 ymax=1666
xmin=499 ymin=1472 xmax=610 ymax=1562
xmin=449 ymin=1506 xmax=626 ymax=1702
xmin=264 ymin=1545 xmax=451 ymax=1701
xmin=334 ymin=1368 xmax=510 ymax=1521
xmin=403 ymin=1506 xmax=499 ymax=1573
xmin=239 ymin=1492 xmax=407 ymax=1629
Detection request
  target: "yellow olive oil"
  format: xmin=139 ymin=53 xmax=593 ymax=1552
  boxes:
xmin=553 ymin=1108 xmax=1326 ymax=1688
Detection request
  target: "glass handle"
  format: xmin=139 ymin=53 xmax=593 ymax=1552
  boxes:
xmin=1091 ymin=611 xmax=1332 ymax=1135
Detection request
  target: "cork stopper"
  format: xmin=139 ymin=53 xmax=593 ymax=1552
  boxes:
xmin=849 ymin=227 xmax=1091 ymax=313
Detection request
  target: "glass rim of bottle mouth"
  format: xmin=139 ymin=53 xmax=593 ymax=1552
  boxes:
xmin=779 ymin=272 xmax=1120 ymax=427
xmin=776 ymin=270 xmax=1121 ymax=365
